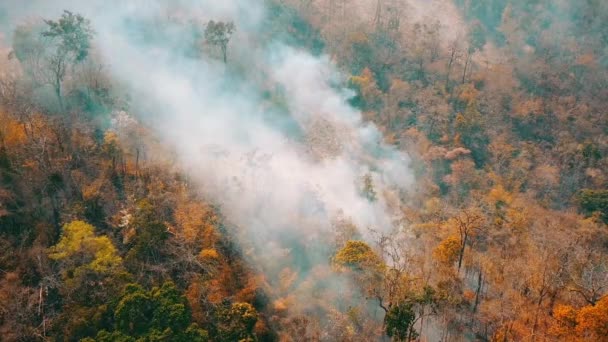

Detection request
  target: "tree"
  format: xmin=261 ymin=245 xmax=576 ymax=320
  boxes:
xmin=361 ymin=173 xmax=378 ymax=201
xmin=578 ymin=189 xmax=608 ymax=223
xmin=114 ymin=284 xmax=152 ymax=336
xmin=41 ymin=11 xmax=94 ymax=111
xmin=334 ymin=240 xmax=384 ymax=272
xmin=568 ymin=249 xmax=608 ymax=306
xmin=48 ymin=220 xmax=122 ymax=275
xmin=348 ymin=67 xmax=383 ymax=111
xmin=204 ymin=21 xmax=235 ymax=64
xmin=445 ymin=40 xmax=461 ymax=92
xmin=433 ymin=236 xmax=461 ymax=267
xmin=384 ymin=302 xmax=417 ymax=341
xmin=125 ymin=199 xmax=168 ymax=265
xmin=11 ymin=11 xmax=93 ymax=112
xmin=215 ymin=301 xmax=258 ymax=341
xmin=576 ymin=296 xmax=608 ymax=340
xmin=451 ymin=209 xmax=484 ymax=272
xmin=550 ymin=296 xmax=608 ymax=340
xmin=104 ymin=282 xmax=209 ymax=341
xmin=48 ymin=221 xmax=126 ymax=339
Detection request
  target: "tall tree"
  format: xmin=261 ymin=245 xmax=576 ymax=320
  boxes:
xmin=204 ymin=21 xmax=235 ymax=64
xmin=42 ymin=11 xmax=93 ymax=111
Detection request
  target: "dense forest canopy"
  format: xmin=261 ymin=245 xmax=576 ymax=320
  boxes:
xmin=0 ymin=0 xmax=606 ymax=341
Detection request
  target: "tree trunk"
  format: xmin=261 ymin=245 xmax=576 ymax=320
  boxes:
xmin=54 ymin=57 xmax=65 ymax=112
xmin=55 ymin=80 xmax=64 ymax=112
xmin=374 ymin=0 xmax=382 ymax=30
xmin=462 ymin=50 xmax=471 ymax=84
xmin=446 ymin=47 xmax=456 ymax=91
xmin=474 ymin=269 xmax=483 ymax=312
xmin=458 ymin=233 xmax=467 ymax=272
xmin=531 ymin=289 xmax=546 ymax=341
xmin=222 ymin=45 xmax=227 ymax=64
xmin=135 ymin=148 xmax=140 ymax=179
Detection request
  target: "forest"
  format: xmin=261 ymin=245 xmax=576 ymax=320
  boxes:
xmin=0 ymin=0 xmax=606 ymax=341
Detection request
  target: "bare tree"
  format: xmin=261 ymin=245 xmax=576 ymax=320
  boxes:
xmin=454 ymin=209 xmax=484 ymax=272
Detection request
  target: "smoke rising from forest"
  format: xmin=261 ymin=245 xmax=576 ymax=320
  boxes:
xmin=2 ymin=0 xmax=608 ymax=340
xmin=1 ymin=0 xmax=414 ymax=322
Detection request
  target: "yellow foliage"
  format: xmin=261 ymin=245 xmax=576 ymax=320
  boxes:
xmin=575 ymin=53 xmax=596 ymax=67
xmin=350 ymin=68 xmax=375 ymax=88
xmin=0 ymin=113 xmax=27 ymax=148
xmin=174 ymin=201 xmax=219 ymax=245
xmin=48 ymin=221 xmax=122 ymax=274
xmin=463 ymin=290 xmax=476 ymax=303
xmin=103 ymin=131 xmax=119 ymax=146
xmin=273 ymin=296 xmax=293 ymax=313
xmin=505 ymin=207 xmax=530 ymax=232
xmin=185 ymin=280 xmax=204 ymax=323
xmin=514 ymin=98 xmax=544 ymax=118
xmin=458 ymin=83 xmax=479 ymax=104
xmin=487 ymin=185 xmax=513 ymax=208
xmin=82 ymin=178 xmax=105 ymax=201
xmin=455 ymin=113 xmax=466 ymax=126
xmin=198 ymin=248 xmax=220 ymax=262
xmin=102 ymin=131 xmax=120 ymax=157
xmin=390 ymin=78 xmax=411 ymax=98
xmin=433 ymin=236 xmax=461 ymax=265
xmin=576 ymin=296 xmax=608 ymax=338
xmin=411 ymin=222 xmax=439 ymax=231
xmin=334 ymin=240 xmax=384 ymax=271
xmin=550 ymin=304 xmax=577 ymax=338
xmin=423 ymin=197 xmax=442 ymax=216
xmin=348 ymin=31 xmax=368 ymax=44
xmin=549 ymin=297 xmax=608 ymax=340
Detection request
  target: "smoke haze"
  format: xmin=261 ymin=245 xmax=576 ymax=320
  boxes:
xmin=1 ymin=0 xmax=414 ymax=327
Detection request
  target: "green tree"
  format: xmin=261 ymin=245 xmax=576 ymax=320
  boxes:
xmin=149 ymin=282 xmax=191 ymax=333
xmin=102 ymin=282 xmax=208 ymax=341
xmin=12 ymin=11 xmax=93 ymax=111
xmin=204 ymin=21 xmax=235 ymax=64
xmin=216 ymin=301 xmax=258 ymax=342
xmin=126 ymin=199 xmax=168 ymax=265
xmin=41 ymin=11 xmax=94 ymax=110
xmin=384 ymin=302 xmax=418 ymax=341
xmin=455 ymin=101 xmax=488 ymax=167
xmin=115 ymin=284 xmax=153 ymax=335
xmin=578 ymin=189 xmax=608 ymax=223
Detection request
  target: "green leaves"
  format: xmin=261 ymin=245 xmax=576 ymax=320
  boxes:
xmin=215 ymin=302 xmax=258 ymax=342
xmin=150 ymin=282 xmax=191 ymax=333
xmin=384 ymin=302 xmax=418 ymax=341
xmin=125 ymin=200 xmax=168 ymax=265
xmin=115 ymin=284 xmax=152 ymax=335
xmin=204 ymin=21 xmax=235 ymax=48
xmin=204 ymin=20 xmax=235 ymax=63
xmin=578 ymin=189 xmax=608 ymax=223
xmin=100 ymin=281 xmax=209 ymax=341
xmin=42 ymin=10 xmax=94 ymax=63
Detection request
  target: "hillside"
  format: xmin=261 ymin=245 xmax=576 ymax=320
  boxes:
xmin=0 ymin=0 xmax=606 ymax=341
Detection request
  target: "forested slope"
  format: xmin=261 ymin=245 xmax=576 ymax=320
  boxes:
xmin=0 ymin=0 xmax=607 ymax=341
